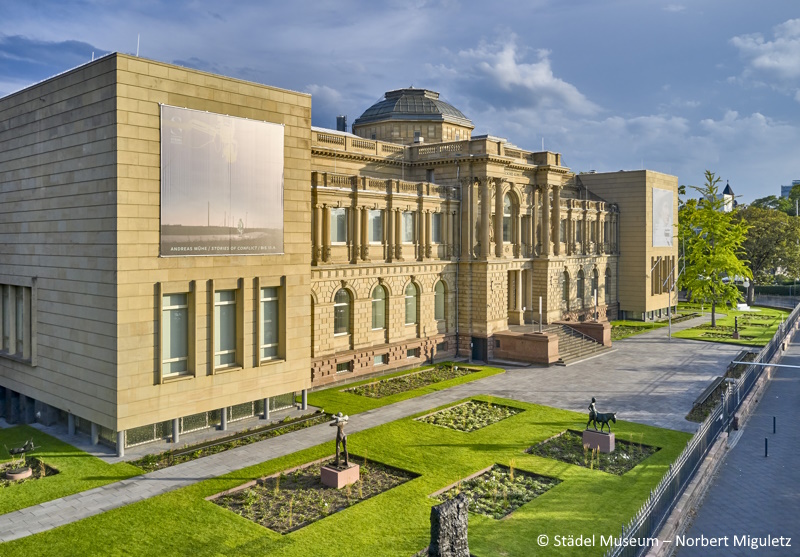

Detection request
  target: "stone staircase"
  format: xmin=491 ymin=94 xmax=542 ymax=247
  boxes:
xmin=543 ymin=324 xmax=613 ymax=365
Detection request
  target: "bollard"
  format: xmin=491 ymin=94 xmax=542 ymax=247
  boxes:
xmin=765 ymin=438 xmax=768 ymax=458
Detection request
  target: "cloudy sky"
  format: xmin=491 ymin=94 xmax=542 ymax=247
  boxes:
xmin=1 ymin=0 xmax=798 ymax=202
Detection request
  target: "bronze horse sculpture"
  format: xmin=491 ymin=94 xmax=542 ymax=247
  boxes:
xmin=587 ymin=411 xmax=617 ymax=433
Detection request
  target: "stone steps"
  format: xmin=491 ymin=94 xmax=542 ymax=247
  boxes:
xmin=542 ymin=324 xmax=612 ymax=365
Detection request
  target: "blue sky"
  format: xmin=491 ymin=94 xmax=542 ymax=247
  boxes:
xmin=1 ymin=0 xmax=799 ymax=202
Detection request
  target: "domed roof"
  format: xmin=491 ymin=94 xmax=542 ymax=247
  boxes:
xmin=353 ymin=88 xmax=473 ymax=128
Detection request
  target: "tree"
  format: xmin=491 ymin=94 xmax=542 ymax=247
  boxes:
xmin=678 ymin=171 xmax=752 ymax=326
xmin=734 ymin=206 xmax=800 ymax=304
xmin=750 ymin=195 xmax=792 ymax=213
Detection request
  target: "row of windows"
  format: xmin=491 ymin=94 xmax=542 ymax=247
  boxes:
xmin=0 ymin=284 xmax=32 ymax=361
xmin=329 ymin=208 xmax=444 ymax=244
xmin=332 ymin=281 xmax=446 ymax=336
xmin=161 ymin=286 xmax=280 ymax=379
xmin=562 ymin=268 xmax=611 ymax=304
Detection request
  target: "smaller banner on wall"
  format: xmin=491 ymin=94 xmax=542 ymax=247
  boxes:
xmin=652 ymin=187 xmax=673 ymax=247
xmin=160 ymin=105 xmax=284 ymax=256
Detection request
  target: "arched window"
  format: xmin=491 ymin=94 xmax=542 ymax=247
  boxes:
xmin=591 ymin=268 xmax=599 ymax=302
xmin=605 ymin=267 xmax=612 ymax=302
xmin=405 ymin=283 xmax=418 ymax=325
xmin=562 ymin=270 xmax=570 ymax=307
xmin=333 ymin=289 xmax=351 ymax=335
xmin=434 ymin=281 xmax=445 ymax=321
xmin=503 ymin=194 xmax=512 ymax=243
xmin=371 ymin=285 xmax=387 ymax=330
xmin=577 ymin=269 xmax=585 ymax=306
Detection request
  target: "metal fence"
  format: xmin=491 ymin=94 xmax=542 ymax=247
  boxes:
xmin=603 ymin=303 xmax=800 ymax=557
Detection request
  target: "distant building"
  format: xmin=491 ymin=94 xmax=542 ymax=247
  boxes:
xmin=781 ymin=180 xmax=800 ymax=198
xmin=721 ymin=181 xmax=736 ymax=212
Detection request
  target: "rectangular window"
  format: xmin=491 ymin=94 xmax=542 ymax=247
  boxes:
xmin=331 ymin=208 xmax=347 ymax=243
xmin=162 ymin=293 xmax=189 ymax=376
xmin=368 ymin=209 xmax=383 ymax=243
xmin=560 ymin=219 xmax=567 ymax=243
xmin=432 ymin=213 xmax=443 ymax=244
xmin=374 ymin=354 xmax=388 ymax=366
xmin=576 ymin=220 xmax=583 ymax=243
xmin=1 ymin=284 xmax=33 ymax=361
xmin=214 ymin=290 xmax=237 ymax=368
xmin=260 ymin=287 xmax=279 ymax=361
xmin=336 ymin=361 xmax=352 ymax=374
xmin=402 ymin=212 xmax=415 ymax=243
xmin=407 ymin=348 xmax=419 ymax=359
xmin=436 ymin=341 xmax=448 ymax=352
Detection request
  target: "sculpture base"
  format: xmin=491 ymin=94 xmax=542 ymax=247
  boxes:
xmin=583 ymin=430 xmax=615 ymax=453
xmin=5 ymin=466 xmax=32 ymax=481
xmin=320 ymin=463 xmax=360 ymax=489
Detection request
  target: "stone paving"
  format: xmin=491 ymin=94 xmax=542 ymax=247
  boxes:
xmin=676 ymin=331 xmax=800 ymax=557
xmin=0 ymin=314 xmax=747 ymax=543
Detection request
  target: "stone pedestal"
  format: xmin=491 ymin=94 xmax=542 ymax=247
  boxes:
xmin=320 ymin=463 xmax=360 ymax=489
xmin=5 ymin=466 xmax=32 ymax=481
xmin=583 ymin=429 xmax=615 ymax=453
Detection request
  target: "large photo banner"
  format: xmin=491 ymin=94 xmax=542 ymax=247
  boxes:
xmin=652 ymin=187 xmax=673 ymax=247
xmin=160 ymin=105 xmax=284 ymax=256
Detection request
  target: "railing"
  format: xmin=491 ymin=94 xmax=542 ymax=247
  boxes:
xmin=603 ymin=302 xmax=800 ymax=557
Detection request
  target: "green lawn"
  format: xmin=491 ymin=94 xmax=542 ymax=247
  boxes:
xmin=305 ymin=362 xmax=504 ymax=415
xmin=0 ymin=425 xmax=142 ymax=515
xmin=0 ymin=398 xmax=690 ymax=557
xmin=610 ymin=320 xmax=668 ymax=341
xmin=672 ymin=305 xmax=789 ymax=347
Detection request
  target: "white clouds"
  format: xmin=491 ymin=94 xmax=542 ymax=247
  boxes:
xmin=731 ymin=18 xmax=800 ymax=81
xmin=663 ymin=4 xmax=686 ymax=13
xmin=435 ymin=34 xmax=600 ymax=116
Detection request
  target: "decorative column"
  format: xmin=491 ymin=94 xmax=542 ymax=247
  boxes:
xmin=598 ymin=212 xmax=605 ymax=254
xmin=425 ymin=210 xmax=432 ymax=259
xmin=514 ymin=201 xmax=522 ymax=257
xmin=386 ymin=206 xmax=394 ymax=261
xmin=541 ymin=184 xmax=551 ymax=256
xmin=360 ymin=207 xmax=369 ymax=261
xmin=394 ymin=208 xmax=403 ymax=260
xmin=495 ymin=180 xmax=504 ymax=257
xmin=552 ymin=185 xmax=562 ymax=256
xmin=352 ymin=206 xmax=361 ymax=264
xmin=321 ymin=205 xmax=330 ymax=263
xmin=313 ymin=204 xmax=322 ymax=264
xmin=480 ymin=178 xmax=491 ymax=259
xmin=531 ymin=186 xmax=538 ymax=256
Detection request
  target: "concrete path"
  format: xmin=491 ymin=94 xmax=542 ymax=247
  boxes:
xmin=676 ymin=332 xmax=800 ymax=556
xmin=0 ymin=315 xmax=746 ymax=543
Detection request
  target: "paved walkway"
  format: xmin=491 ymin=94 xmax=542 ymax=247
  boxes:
xmin=0 ymin=315 xmax=745 ymax=542
xmin=676 ymin=331 xmax=800 ymax=556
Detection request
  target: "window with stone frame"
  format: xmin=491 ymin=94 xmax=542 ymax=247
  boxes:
xmin=334 ymin=289 xmax=351 ymax=335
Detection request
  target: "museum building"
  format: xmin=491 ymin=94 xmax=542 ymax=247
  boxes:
xmin=0 ymin=54 xmax=678 ymax=454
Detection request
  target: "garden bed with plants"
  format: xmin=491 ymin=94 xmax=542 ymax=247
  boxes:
xmin=527 ymin=430 xmax=659 ymax=475
xmin=210 ymin=455 xmax=417 ymax=533
xmin=131 ymin=411 xmax=330 ymax=473
xmin=415 ymin=400 xmax=523 ymax=432
xmin=1 ymin=458 xmax=59 ymax=487
xmin=345 ymin=364 xmax=479 ymax=398
xmin=686 ymin=351 xmax=757 ymax=422
xmin=434 ymin=463 xmax=560 ymax=519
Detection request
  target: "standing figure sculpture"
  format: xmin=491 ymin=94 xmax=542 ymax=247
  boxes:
xmin=330 ymin=412 xmax=350 ymax=467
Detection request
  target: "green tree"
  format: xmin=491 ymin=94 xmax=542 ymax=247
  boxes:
xmin=751 ymin=194 xmax=793 ymax=214
xmin=678 ymin=171 xmax=752 ymax=326
xmin=734 ymin=206 xmax=800 ymax=304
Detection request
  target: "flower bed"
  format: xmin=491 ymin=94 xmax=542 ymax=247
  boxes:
xmin=528 ymin=430 xmax=658 ymax=475
xmin=1 ymin=457 xmax=59 ymax=487
xmin=211 ymin=456 xmax=417 ymax=533
xmin=415 ymin=400 xmax=522 ymax=432
xmin=435 ymin=464 xmax=560 ymax=519
xmin=132 ymin=412 xmax=330 ymax=473
xmin=345 ymin=364 xmax=479 ymax=398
